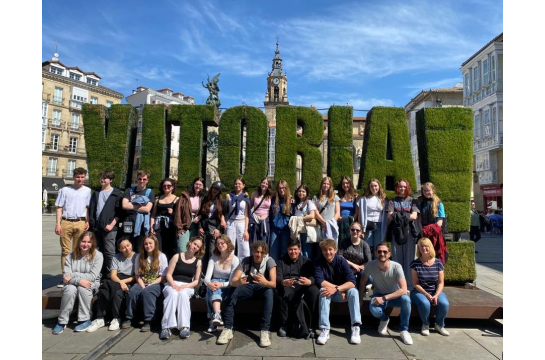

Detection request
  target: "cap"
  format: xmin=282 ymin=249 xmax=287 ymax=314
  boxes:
xmin=211 ymin=181 xmax=224 ymax=191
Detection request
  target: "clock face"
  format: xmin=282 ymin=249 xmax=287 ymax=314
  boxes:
xmin=273 ymin=78 xmax=280 ymax=84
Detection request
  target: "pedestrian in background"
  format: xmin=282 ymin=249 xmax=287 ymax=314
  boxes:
xmin=469 ymin=200 xmax=481 ymax=253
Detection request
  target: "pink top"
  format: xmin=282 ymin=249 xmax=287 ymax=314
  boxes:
xmin=252 ymin=194 xmax=271 ymax=217
xmin=190 ymin=196 xmax=200 ymax=215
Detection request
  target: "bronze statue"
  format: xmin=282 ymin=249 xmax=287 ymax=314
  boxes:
xmin=202 ymin=73 xmax=221 ymax=108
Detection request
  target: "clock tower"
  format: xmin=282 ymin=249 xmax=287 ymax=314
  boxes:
xmin=264 ymin=40 xmax=289 ymax=126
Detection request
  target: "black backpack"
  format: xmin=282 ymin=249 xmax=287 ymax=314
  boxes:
xmin=292 ymin=297 xmax=312 ymax=339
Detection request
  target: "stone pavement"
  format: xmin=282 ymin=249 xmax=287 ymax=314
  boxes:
xmin=42 ymin=215 xmax=503 ymax=359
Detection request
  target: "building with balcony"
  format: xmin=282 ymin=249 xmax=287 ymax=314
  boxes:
xmin=404 ymin=84 xmax=464 ymax=190
xmin=461 ymin=33 xmax=503 ymax=211
xmin=125 ymin=86 xmax=195 ymax=186
xmin=42 ymin=52 xmax=124 ymax=195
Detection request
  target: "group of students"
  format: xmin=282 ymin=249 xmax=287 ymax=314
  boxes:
xmin=51 ymin=167 xmax=451 ymax=347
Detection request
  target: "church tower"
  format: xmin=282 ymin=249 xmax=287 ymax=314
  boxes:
xmin=264 ymin=40 xmax=289 ymax=126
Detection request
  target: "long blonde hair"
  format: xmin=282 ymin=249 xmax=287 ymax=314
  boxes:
xmin=274 ymin=180 xmax=292 ymax=216
xmin=363 ymin=178 xmax=386 ymax=206
xmin=72 ymin=231 xmax=97 ymax=262
xmin=317 ymin=176 xmax=335 ymax=203
xmin=421 ymin=182 xmax=441 ymax=218
xmin=138 ymin=235 xmax=161 ymax=275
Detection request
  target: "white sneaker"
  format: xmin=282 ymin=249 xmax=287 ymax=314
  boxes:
xmin=217 ymin=328 xmax=234 ymax=345
xmin=212 ymin=312 xmax=224 ymax=326
xmin=421 ymin=324 xmax=430 ymax=336
xmin=316 ymin=328 xmax=330 ymax=345
xmin=259 ymin=330 xmax=271 ymax=347
xmin=378 ymin=317 xmax=390 ymax=335
xmin=400 ymin=330 xmax=413 ymax=345
xmin=108 ymin=318 xmax=120 ymax=331
xmin=434 ymin=324 xmax=450 ymax=336
xmin=350 ymin=325 xmax=361 ymax=344
xmin=86 ymin=318 xmax=105 ymax=333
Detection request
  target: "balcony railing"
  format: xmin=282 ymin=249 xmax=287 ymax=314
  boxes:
xmin=42 ymin=92 xmax=51 ymax=102
xmin=474 ymin=132 xmax=503 ymax=151
xmin=69 ymin=123 xmax=83 ymax=132
xmin=49 ymin=118 xmax=64 ymax=129
xmin=52 ymin=97 xmax=64 ymax=105
xmin=478 ymin=169 xmax=498 ymax=185
xmin=70 ymin=100 xmax=82 ymax=110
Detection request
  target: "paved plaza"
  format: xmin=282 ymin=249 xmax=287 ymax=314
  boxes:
xmin=42 ymin=214 xmax=503 ymax=360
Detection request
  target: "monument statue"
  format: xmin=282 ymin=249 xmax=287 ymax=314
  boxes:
xmin=202 ymin=73 xmax=221 ymax=108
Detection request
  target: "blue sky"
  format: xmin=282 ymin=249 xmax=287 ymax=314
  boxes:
xmin=42 ymin=0 xmax=502 ymax=115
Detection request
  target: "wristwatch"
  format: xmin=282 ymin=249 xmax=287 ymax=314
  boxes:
xmin=382 ymin=296 xmax=387 ymax=302
xmin=335 ymin=286 xmax=340 ymax=293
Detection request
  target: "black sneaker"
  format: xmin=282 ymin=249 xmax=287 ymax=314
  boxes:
xmin=277 ymin=326 xmax=287 ymax=337
xmin=121 ymin=320 xmax=132 ymax=329
xmin=141 ymin=322 xmax=151 ymax=332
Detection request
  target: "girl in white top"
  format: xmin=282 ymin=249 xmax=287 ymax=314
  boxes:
xmin=293 ymin=184 xmax=317 ymax=259
xmin=203 ymin=234 xmax=240 ymax=332
xmin=313 ymin=176 xmax=341 ymax=243
xmin=357 ymin=178 xmax=388 ymax=259
xmin=225 ymin=177 xmax=250 ymax=261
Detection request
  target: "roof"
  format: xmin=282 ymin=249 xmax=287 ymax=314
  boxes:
xmin=461 ymin=33 xmax=503 ymax=67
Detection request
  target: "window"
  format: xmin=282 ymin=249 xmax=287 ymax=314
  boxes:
xmin=71 ymin=114 xmax=79 ymax=129
xmin=67 ymin=160 xmax=76 ymax=177
xmin=474 ymin=114 xmax=481 ymax=139
xmin=90 ymin=96 xmax=98 ymax=104
xmin=492 ymin=107 xmax=497 ymax=134
xmin=473 ymin=66 xmax=480 ymax=91
xmin=491 ymin=56 xmax=496 ymax=82
xmin=106 ymin=101 xmax=113 ymax=108
xmin=87 ymin=78 xmax=97 ymax=86
xmin=482 ymin=58 xmax=489 ymax=86
xmin=483 ymin=109 xmax=490 ymax=136
xmin=47 ymin=158 xmax=58 ymax=175
xmin=52 ymin=109 xmax=62 ymax=126
xmin=464 ymin=72 xmax=470 ymax=96
xmin=42 ymin=129 xmax=46 ymax=150
xmin=54 ymin=87 xmax=63 ymax=104
xmin=42 ymin=101 xmax=48 ymax=126
xmin=69 ymin=72 xmax=82 ymax=81
xmin=72 ymin=94 xmax=87 ymax=102
xmin=50 ymin=66 xmax=63 ymax=75
xmin=69 ymin=137 xmax=78 ymax=153
xmin=50 ymin=134 xmax=59 ymax=151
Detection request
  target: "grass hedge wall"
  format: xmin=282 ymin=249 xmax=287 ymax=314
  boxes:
xmin=274 ymin=106 xmax=324 ymax=196
xmin=217 ymin=106 xmax=269 ymax=194
xmin=327 ymin=106 xmax=354 ymax=184
xmin=357 ymin=107 xmax=417 ymax=198
xmin=140 ymin=105 xmax=168 ymax=194
xmin=167 ymin=104 xmax=216 ymax=193
xmin=82 ymin=104 xmax=137 ymax=190
xmin=416 ymin=107 xmax=474 ymax=233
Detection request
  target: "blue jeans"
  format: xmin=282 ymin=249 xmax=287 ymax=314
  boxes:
xmin=319 ymin=288 xmax=361 ymax=329
xmin=369 ymin=293 xmax=411 ymax=331
xmin=365 ymin=222 xmax=383 ymax=260
xmin=125 ymin=283 xmax=163 ymax=322
xmin=301 ymin=233 xmax=317 ymax=260
xmin=410 ymin=290 xmax=449 ymax=327
xmin=269 ymin=226 xmax=290 ymax=261
xmin=205 ymin=278 xmax=232 ymax=318
xmin=223 ymin=283 xmax=273 ymax=331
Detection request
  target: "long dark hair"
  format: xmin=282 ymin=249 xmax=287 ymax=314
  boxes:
xmin=200 ymin=187 xmax=223 ymax=220
xmin=187 ymin=177 xmax=205 ymax=197
xmin=158 ymin=178 xmax=176 ymax=196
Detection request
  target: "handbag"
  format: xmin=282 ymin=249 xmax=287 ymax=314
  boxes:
xmin=365 ymin=220 xmax=377 ymax=232
xmin=195 ymin=272 xmax=207 ymax=299
xmin=304 ymin=218 xmax=317 ymax=227
xmin=249 ymin=195 xmax=266 ymax=225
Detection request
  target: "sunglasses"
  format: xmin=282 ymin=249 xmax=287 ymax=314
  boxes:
xmin=163 ymin=185 xmax=173 ymax=189
xmin=377 ymin=250 xmax=389 ymax=254
xmin=350 ymin=228 xmax=361 ymax=233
